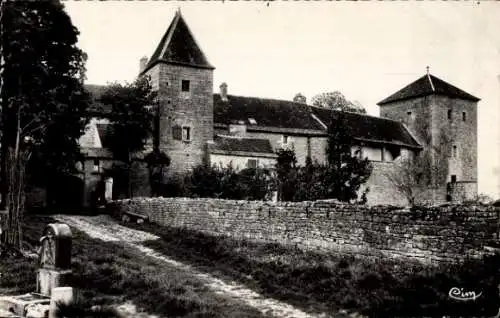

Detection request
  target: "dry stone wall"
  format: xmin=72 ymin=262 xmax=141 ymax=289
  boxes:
xmin=108 ymin=197 xmax=500 ymax=265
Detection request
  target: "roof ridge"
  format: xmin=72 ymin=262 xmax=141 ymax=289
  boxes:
xmin=159 ymin=12 xmax=181 ymax=59
xmin=309 ymin=104 xmax=406 ymax=126
xmin=214 ymin=93 xmax=311 ymax=108
xmin=427 ymin=73 xmax=435 ymax=92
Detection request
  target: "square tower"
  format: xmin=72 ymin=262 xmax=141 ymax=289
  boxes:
xmin=378 ymin=71 xmax=480 ymax=203
xmin=140 ymin=10 xmax=214 ymax=174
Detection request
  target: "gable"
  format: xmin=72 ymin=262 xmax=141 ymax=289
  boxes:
xmin=142 ymin=11 xmax=214 ymax=74
xmin=378 ymin=74 xmax=480 ymax=105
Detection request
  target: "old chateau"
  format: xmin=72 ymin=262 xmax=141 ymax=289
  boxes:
xmin=77 ymin=10 xmax=479 ymax=207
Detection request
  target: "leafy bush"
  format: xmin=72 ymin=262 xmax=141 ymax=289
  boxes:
xmin=159 ymin=163 xmax=274 ymax=200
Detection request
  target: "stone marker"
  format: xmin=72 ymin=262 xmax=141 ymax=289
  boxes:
xmin=48 ymin=287 xmax=74 ymax=318
xmin=0 ymin=222 xmax=74 ymax=318
xmin=37 ymin=223 xmax=72 ymax=297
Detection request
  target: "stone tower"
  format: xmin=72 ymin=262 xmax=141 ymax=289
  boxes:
xmin=377 ymin=71 xmax=480 ymax=203
xmin=140 ymin=10 xmax=215 ymax=174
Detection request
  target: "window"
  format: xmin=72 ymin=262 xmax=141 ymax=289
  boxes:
xmin=447 ymin=109 xmax=452 ymax=121
xmin=462 ymin=112 xmax=467 ymax=122
xmin=182 ymin=126 xmax=191 ymax=141
xmin=181 ymin=80 xmax=190 ymax=92
xmin=248 ymin=118 xmax=257 ymax=125
xmin=172 ymin=125 xmax=182 ymax=140
xmin=452 ymin=145 xmax=458 ymax=158
xmin=407 ymin=111 xmax=412 ymax=119
xmin=247 ymin=159 xmax=258 ymax=169
xmin=451 ymin=175 xmax=457 ymax=183
xmin=282 ymin=135 xmax=289 ymax=145
xmin=93 ymin=159 xmax=100 ymax=173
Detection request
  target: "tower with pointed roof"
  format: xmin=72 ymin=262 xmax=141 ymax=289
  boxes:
xmin=140 ymin=10 xmax=215 ymax=173
xmin=378 ymin=70 xmax=480 ymax=203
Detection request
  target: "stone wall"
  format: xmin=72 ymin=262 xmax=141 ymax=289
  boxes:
xmin=108 ymin=197 xmax=500 ymax=265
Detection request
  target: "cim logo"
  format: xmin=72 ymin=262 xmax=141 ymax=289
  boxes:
xmin=448 ymin=287 xmax=482 ymax=301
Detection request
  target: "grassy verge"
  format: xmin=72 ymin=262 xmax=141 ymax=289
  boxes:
xmin=1 ymin=215 xmax=269 ymax=318
xmin=126 ymin=220 xmax=500 ymax=317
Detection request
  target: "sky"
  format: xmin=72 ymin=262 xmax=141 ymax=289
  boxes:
xmin=64 ymin=1 xmax=500 ymax=199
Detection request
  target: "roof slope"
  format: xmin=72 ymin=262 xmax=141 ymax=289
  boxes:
xmin=96 ymin=123 xmax=114 ymax=149
xmin=142 ymin=11 xmax=214 ymax=74
xmin=310 ymin=107 xmax=421 ymax=148
xmin=378 ymin=73 xmax=480 ymax=105
xmin=210 ymin=135 xmax=275 ymax=155
xmin=213 ymin=94 xmax=325 ymax=131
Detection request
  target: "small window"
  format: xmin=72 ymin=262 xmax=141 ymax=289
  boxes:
xmin=93 ymin=159 xmax=100 ymax=173
xmin=451 ymin=175 xmax=457 ymax=183
xmin=282 ymin=135 xmax=289 ymax=145
xmin=462 ymin=112 xmax=466 ymax=122
xmin=181 ymin=80 xmax=190 ymax=92
xmin=407 ymin=111 xmax=412 ymax=117
xmin=172 ymin=125 xmax=182 ymax=140
xmin=247 ymin=159 xmax=258 ymax=169
xmin=452 ymin=145 xmax=458 ymax=158
xmin=447 ymin=109 xmax=452 ymax=120
xmin=182 ymin=126 xmax=191 ymax=141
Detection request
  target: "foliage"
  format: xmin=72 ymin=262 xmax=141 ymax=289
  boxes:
xmin=311 ymin=91 xmax=366 ymax=113
xmin=324 ymin=111 xmax=372 ymax=202
xmin=274 ymin=122 xmax=372 ymax=203
xmin=159 ymin=163 xmax=274 ymax=201
xmin=145 ymin=149 xmax=171 ymax=197
xmin=100 ymin=76 xmax=156 ymax=197
xmin=275 ymin=148 xmax=298 ymax=201
xmin=385 ymin=111 xmax=453 ymax=206
xmin=100 ymin=76 xmax=156 ymax=161
xmin=0 ymin=1 xmax=91 ymax=249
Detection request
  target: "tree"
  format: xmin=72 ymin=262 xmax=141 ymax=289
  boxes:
xmin=1 ymin=1 xmax=90 ymax=251
xmin=324 ymin=111 xmax=372 ymax=202
xmin=145 ymin=149 xmax=170 ymax=197
xmin=100 ymin=76 xmax=156 ymax=198
xmin=275 ymin=148 xmax=298 ymax=201
xmin=384 ymin=113 xmax=453 ymax=206
xmin=384 ymin=156 xmax=422 ymax=206
xmin=311 ymin=91 xmax=366 ymax=113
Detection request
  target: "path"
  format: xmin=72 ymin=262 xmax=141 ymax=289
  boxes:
xmin=53 ymin=215 xmax=354 ymax=318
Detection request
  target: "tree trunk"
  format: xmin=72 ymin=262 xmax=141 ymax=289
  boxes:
xmin=1 ymin=147 xmax=27 ymax=251
xmin=127 ymin=150 xmax=132 ymax=198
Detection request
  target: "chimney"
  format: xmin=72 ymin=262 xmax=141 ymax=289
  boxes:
xmin=220 ymin=82 xmax=228 ymax=102
xmin=139 ymin=56 xmax=149 ymax=74
xmin=293 ymin=93 xmax=307 ymax=104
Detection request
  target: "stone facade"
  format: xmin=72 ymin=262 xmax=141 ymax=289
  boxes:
xmin=145 ymin=64 xmax=214 ymax=174
xmin=109 ymin=197 xmax=500 ymax=265
xmin=380 ymin=94 xmax=478 ymax=203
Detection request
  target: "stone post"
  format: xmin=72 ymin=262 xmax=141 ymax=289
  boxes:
xmin=37 ymin=223 xmax=72 ymax=297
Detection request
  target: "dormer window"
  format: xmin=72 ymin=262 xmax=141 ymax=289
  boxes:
xmin=181 ymin=80 xmax=190 ymax=92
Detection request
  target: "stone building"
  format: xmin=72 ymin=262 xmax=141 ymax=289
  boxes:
xmin=78 ymin=10 xmax=480 ymax=207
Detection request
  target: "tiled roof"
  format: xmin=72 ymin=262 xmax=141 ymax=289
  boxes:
xmin=210 ymin=135 xmax=275 ymax=155
xmin=213 ymin=94 xmax=325 ymax=131
xmin=311 ymin=107 xmax=421 ymax=148
xmin=378 ymin=73 xmax=480 ymax=105
xmin=142 ymin=11 xmax=214 ymax=74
